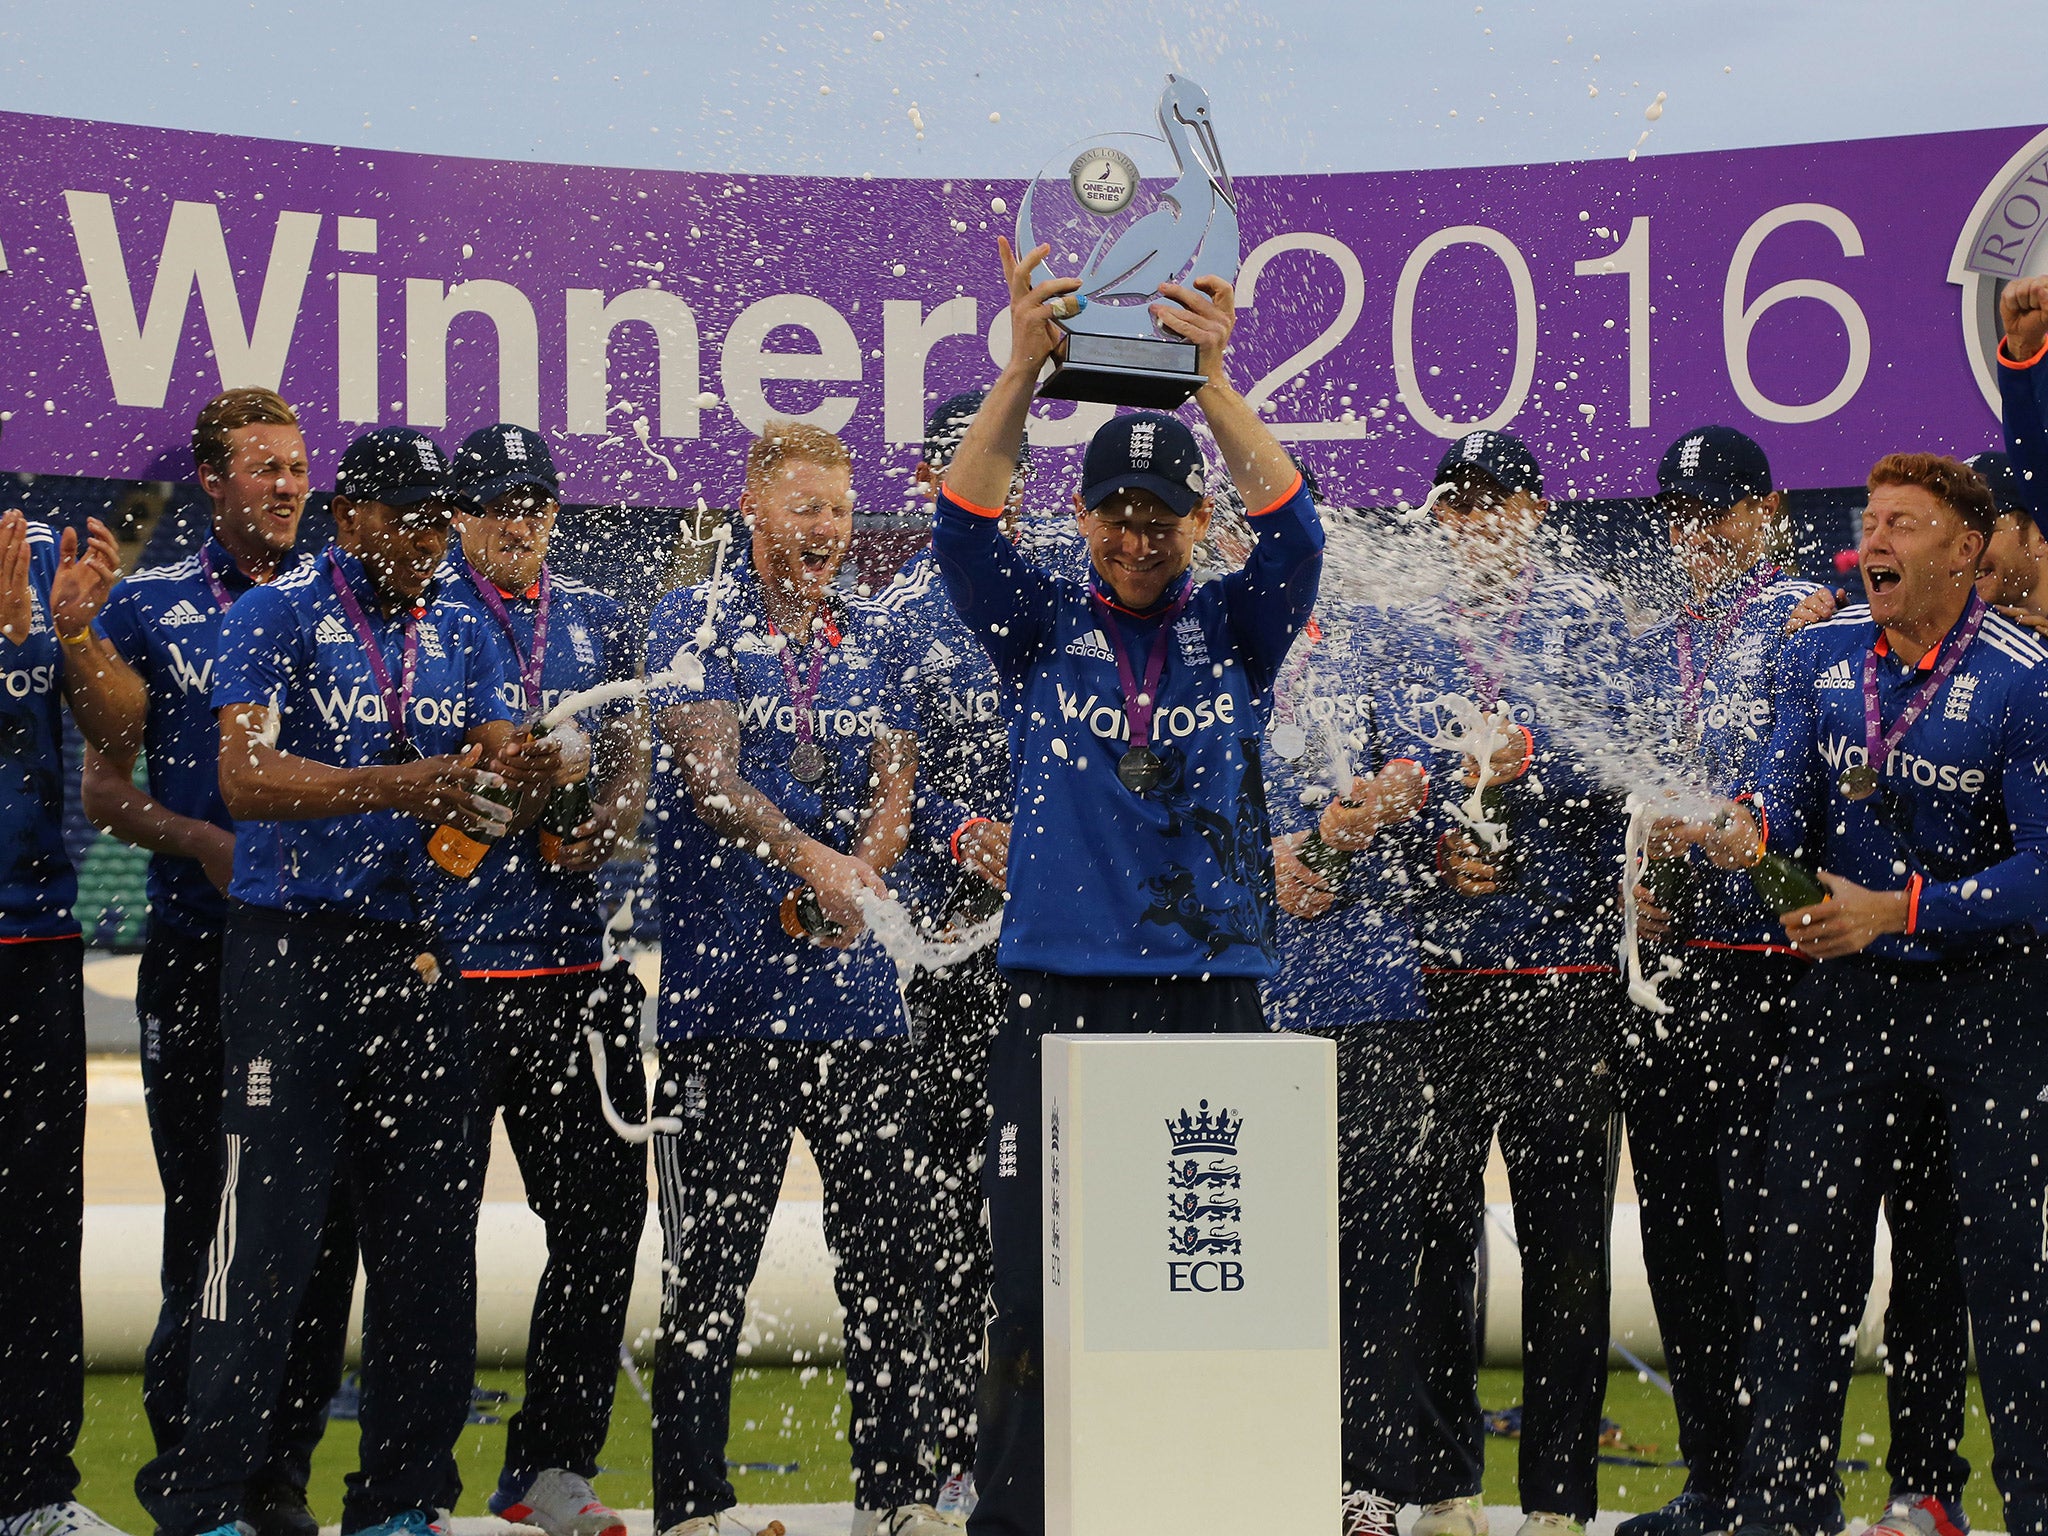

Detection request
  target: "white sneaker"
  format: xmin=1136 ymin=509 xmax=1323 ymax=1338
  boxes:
xmin=1414 ymin=1496 xmax=1490 ymax=1536
xmin=1344 ymin=1490 xmax=1402 ymax=1536
xmin=934 ymin=1474 xmax=976 ymax=1521
xmin=1515 ymin=1516 xmax=1586 ymax=1536
xmin=850 ymin=1509 xmax=960 ymax=1536
xmin=657 ymin=1517 xmax=786 ymax=1536
xmin=0 ymin=1507 xmax=141 ymax=1536
xmin=492 ymin=1471 xmax=626 ymax=1536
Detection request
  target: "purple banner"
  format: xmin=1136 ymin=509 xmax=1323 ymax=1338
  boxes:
xmin=1 ymin=108 xmax=2044 ymax=511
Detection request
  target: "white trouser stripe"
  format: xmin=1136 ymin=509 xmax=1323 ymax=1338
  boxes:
xmin=201 ymin=1133 xmax=242 ymax=1322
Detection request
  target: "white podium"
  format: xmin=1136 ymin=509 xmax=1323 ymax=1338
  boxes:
xmin=1042 ymin=1032 xmax=1340 ymax=1533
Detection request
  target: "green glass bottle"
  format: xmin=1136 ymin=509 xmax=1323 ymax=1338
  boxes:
xmin=538 ymin=777 xmax=592 ymax=867
xmin=1748 ymin=850 xmax=1828 ymax=915
xmin=1641 ymin=853 xmax=1694 ymax=922
xmin=1297 ymin=827 xmax=1353 ymax=885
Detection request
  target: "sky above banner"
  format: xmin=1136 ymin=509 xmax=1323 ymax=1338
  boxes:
xmin=1 ymin=108 xmax=2043 ymax=512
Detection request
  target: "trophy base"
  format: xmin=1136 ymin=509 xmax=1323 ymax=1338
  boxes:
xmin=1038 ymin=330 xmax=1206 ymax=410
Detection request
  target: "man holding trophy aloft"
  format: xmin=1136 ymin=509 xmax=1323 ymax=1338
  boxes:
xmin=932 ymin=206 xmax=1322 ymax=1526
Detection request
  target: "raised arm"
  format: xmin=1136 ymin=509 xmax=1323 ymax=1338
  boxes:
xmin=1999 ymin=274 xmax=2048 ymax=524
xmin=51 ymin=518 xmax=147 ymax=758
xmin=931 ymin=238 xmax=1073 ymax=677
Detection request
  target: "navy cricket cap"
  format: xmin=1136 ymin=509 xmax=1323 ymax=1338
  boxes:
xmin=922 ymin=391 xmax=1031 ymax=473
xmin=452 ymin=423 xmax=560 ymax=509
xmin=1658 ymin=426 xmax=1772 ymax=512
xmin=1434 ymin=431 xmax=1543 ymax=498
xmin=1964 ymin=450 xmax=2027 ymax=518
xmin=1081 ymin=411 xmax=1208 ymax=517
xmin=335 ymin=427 xmax=454 ymax=509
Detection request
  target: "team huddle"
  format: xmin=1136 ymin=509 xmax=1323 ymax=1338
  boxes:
xmin=2 ymin=245 xmax=2048 ymax=1536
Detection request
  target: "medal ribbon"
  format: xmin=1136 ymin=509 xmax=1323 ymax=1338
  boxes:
xmin=1675 ymin=564 xmax=1779 ymax=736
xmin=196 ymin=544 xmax=235 ymax=611
xmin=326 ymin=552 xmax=421 ymax=750
xmin=1858 ymin=591 xmax=1987 ymax=781
xmin=770 ymin=615 xmax=831 ymax=754
xmin=465 ymin=557 xmax=551 ymax=713
xmin=1088 ymin=579 xmax=1196 ymax=756
xmin=1447 ymin=568 xmax=1535 ymax=708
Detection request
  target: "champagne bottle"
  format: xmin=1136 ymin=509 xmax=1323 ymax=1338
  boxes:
xmin=1748 ymin=850 xmax=1828 ymax=915
xmin=1641 ymin=853 xmax=1694 ymax=922
xmin=1296 ymin=828 xmax=1353 ymax=885
xmin=426 ymin=772 xmax=519 ymax=879
xmin=537 ymin=776 xmax=592 ymax=867
xmin=779 ymin=887 xmax=845 ymax=941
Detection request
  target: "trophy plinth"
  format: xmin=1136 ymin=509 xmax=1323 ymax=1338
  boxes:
xmin=1038 ymin=330 xmax=1204 ymax=410
xmin=1016 ymin=78 xmax=1239 ymax=411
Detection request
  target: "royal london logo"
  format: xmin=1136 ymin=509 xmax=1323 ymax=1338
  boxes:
xmin=1065 ymin=628 xmax=1116 ymax=663
xmin=1949 ymin=126 xmax=2048 ymax=418
xmin=1166 ymin=1099 xmax=1245 ymax=1293
xmin=1816 ymin=658 xmax=1856 ymax=691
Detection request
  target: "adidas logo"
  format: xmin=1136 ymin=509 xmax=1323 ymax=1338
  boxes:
xmin=315 ymin=614 xmax=355 ymax=647
xmin=160 ymin=599 xmax=206 ymax=628
xmin=1816 ymin=659 xmax=1856 ymax=691
xmin=1065 ymin=629 xmax=1115 ymax=663
xmin=922 ymin=640 xmax=958 ymax=671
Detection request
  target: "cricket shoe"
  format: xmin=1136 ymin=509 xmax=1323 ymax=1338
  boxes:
xmin=1414 ymin=1496 xmax=1490 ymax=1536
xmin=656 ymin=1517 xmax=785 ymax=1536
xmin=245 ymin=1482 xmax=318 ymax=1536
xmin=1867 ymin=1494 xmax=1970 ymax=1536
xmin=933 ymin=1474 xmax=976 ymax=1521
xmin=490 ymin=1470 xmax=627 ymax=1536
xmin=346 ymin=1511 xmax=449 ymax=1536
xmin=1616 ymin=1494 xmax=1727 ymax=1536
xmin=1343 ymin=1489 xmax=1402 ymax=1536
xmin=0 ymin=1508 xmax=145 ymax=1536
xmin=850 ymin=1508 xmax=961 ymax=1536
xmin=1515 ymin=1515 xmax=1584 ymax=1536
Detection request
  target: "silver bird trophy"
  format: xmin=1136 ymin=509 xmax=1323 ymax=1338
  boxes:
xmin=1015 ymin=74 xmax=1240 ymax=409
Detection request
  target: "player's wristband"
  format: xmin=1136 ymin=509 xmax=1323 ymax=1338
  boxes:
xmin=951 ymin=816 xmax=994 ymax=862
xmin=58 ymin=626 xmax=92 ymax=648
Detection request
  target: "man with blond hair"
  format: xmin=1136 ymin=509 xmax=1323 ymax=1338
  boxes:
xmin=644 ymin=420 xmax=942 ymax=1536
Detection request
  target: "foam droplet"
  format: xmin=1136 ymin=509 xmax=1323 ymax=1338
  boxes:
xmin=1645 ymin=91 xmax=1666 ymax=121
xmin=990 ymin=196 xmax=1007 ymax=214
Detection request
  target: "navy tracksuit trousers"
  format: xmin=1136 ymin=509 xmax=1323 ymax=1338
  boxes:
xmin=136 ymin=920 xmax=354 ymax=1486
xmin=136 ymin=903 xmax=483 ymax=1536
xmin=968 ymin=970 xmax=1268 ymax=1536
xmin=650 ymin=1035 xmax=924 ymax=1527
xmin=0 ymin=938 xmax=85 ymax=1521
xmin=1410 ymin=970 xmax=1621 ymax=1525
xmin=463 ymin=969 xmax=648 ymax=1483
xmin=1623 ymin=947 xmax=1968 ymax=1517
xmin=1304 ymin=1022 xmax=1431 ymax=1502
xmin=1733 ymin=948 xmax=2048 ymax=1536
xmin=903 ymin=950 xmax=1005 ymax=1484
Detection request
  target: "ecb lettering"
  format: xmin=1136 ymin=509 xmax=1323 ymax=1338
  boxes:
xmin=1169 ymin=1260 xmax=1245 ymax=1293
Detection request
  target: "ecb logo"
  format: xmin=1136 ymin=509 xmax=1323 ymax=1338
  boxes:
xmin=1951 ymin=126 xmax=2048 ymax=417
xmin=1166 ymin=1098 xmax=1245 ymax=1293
